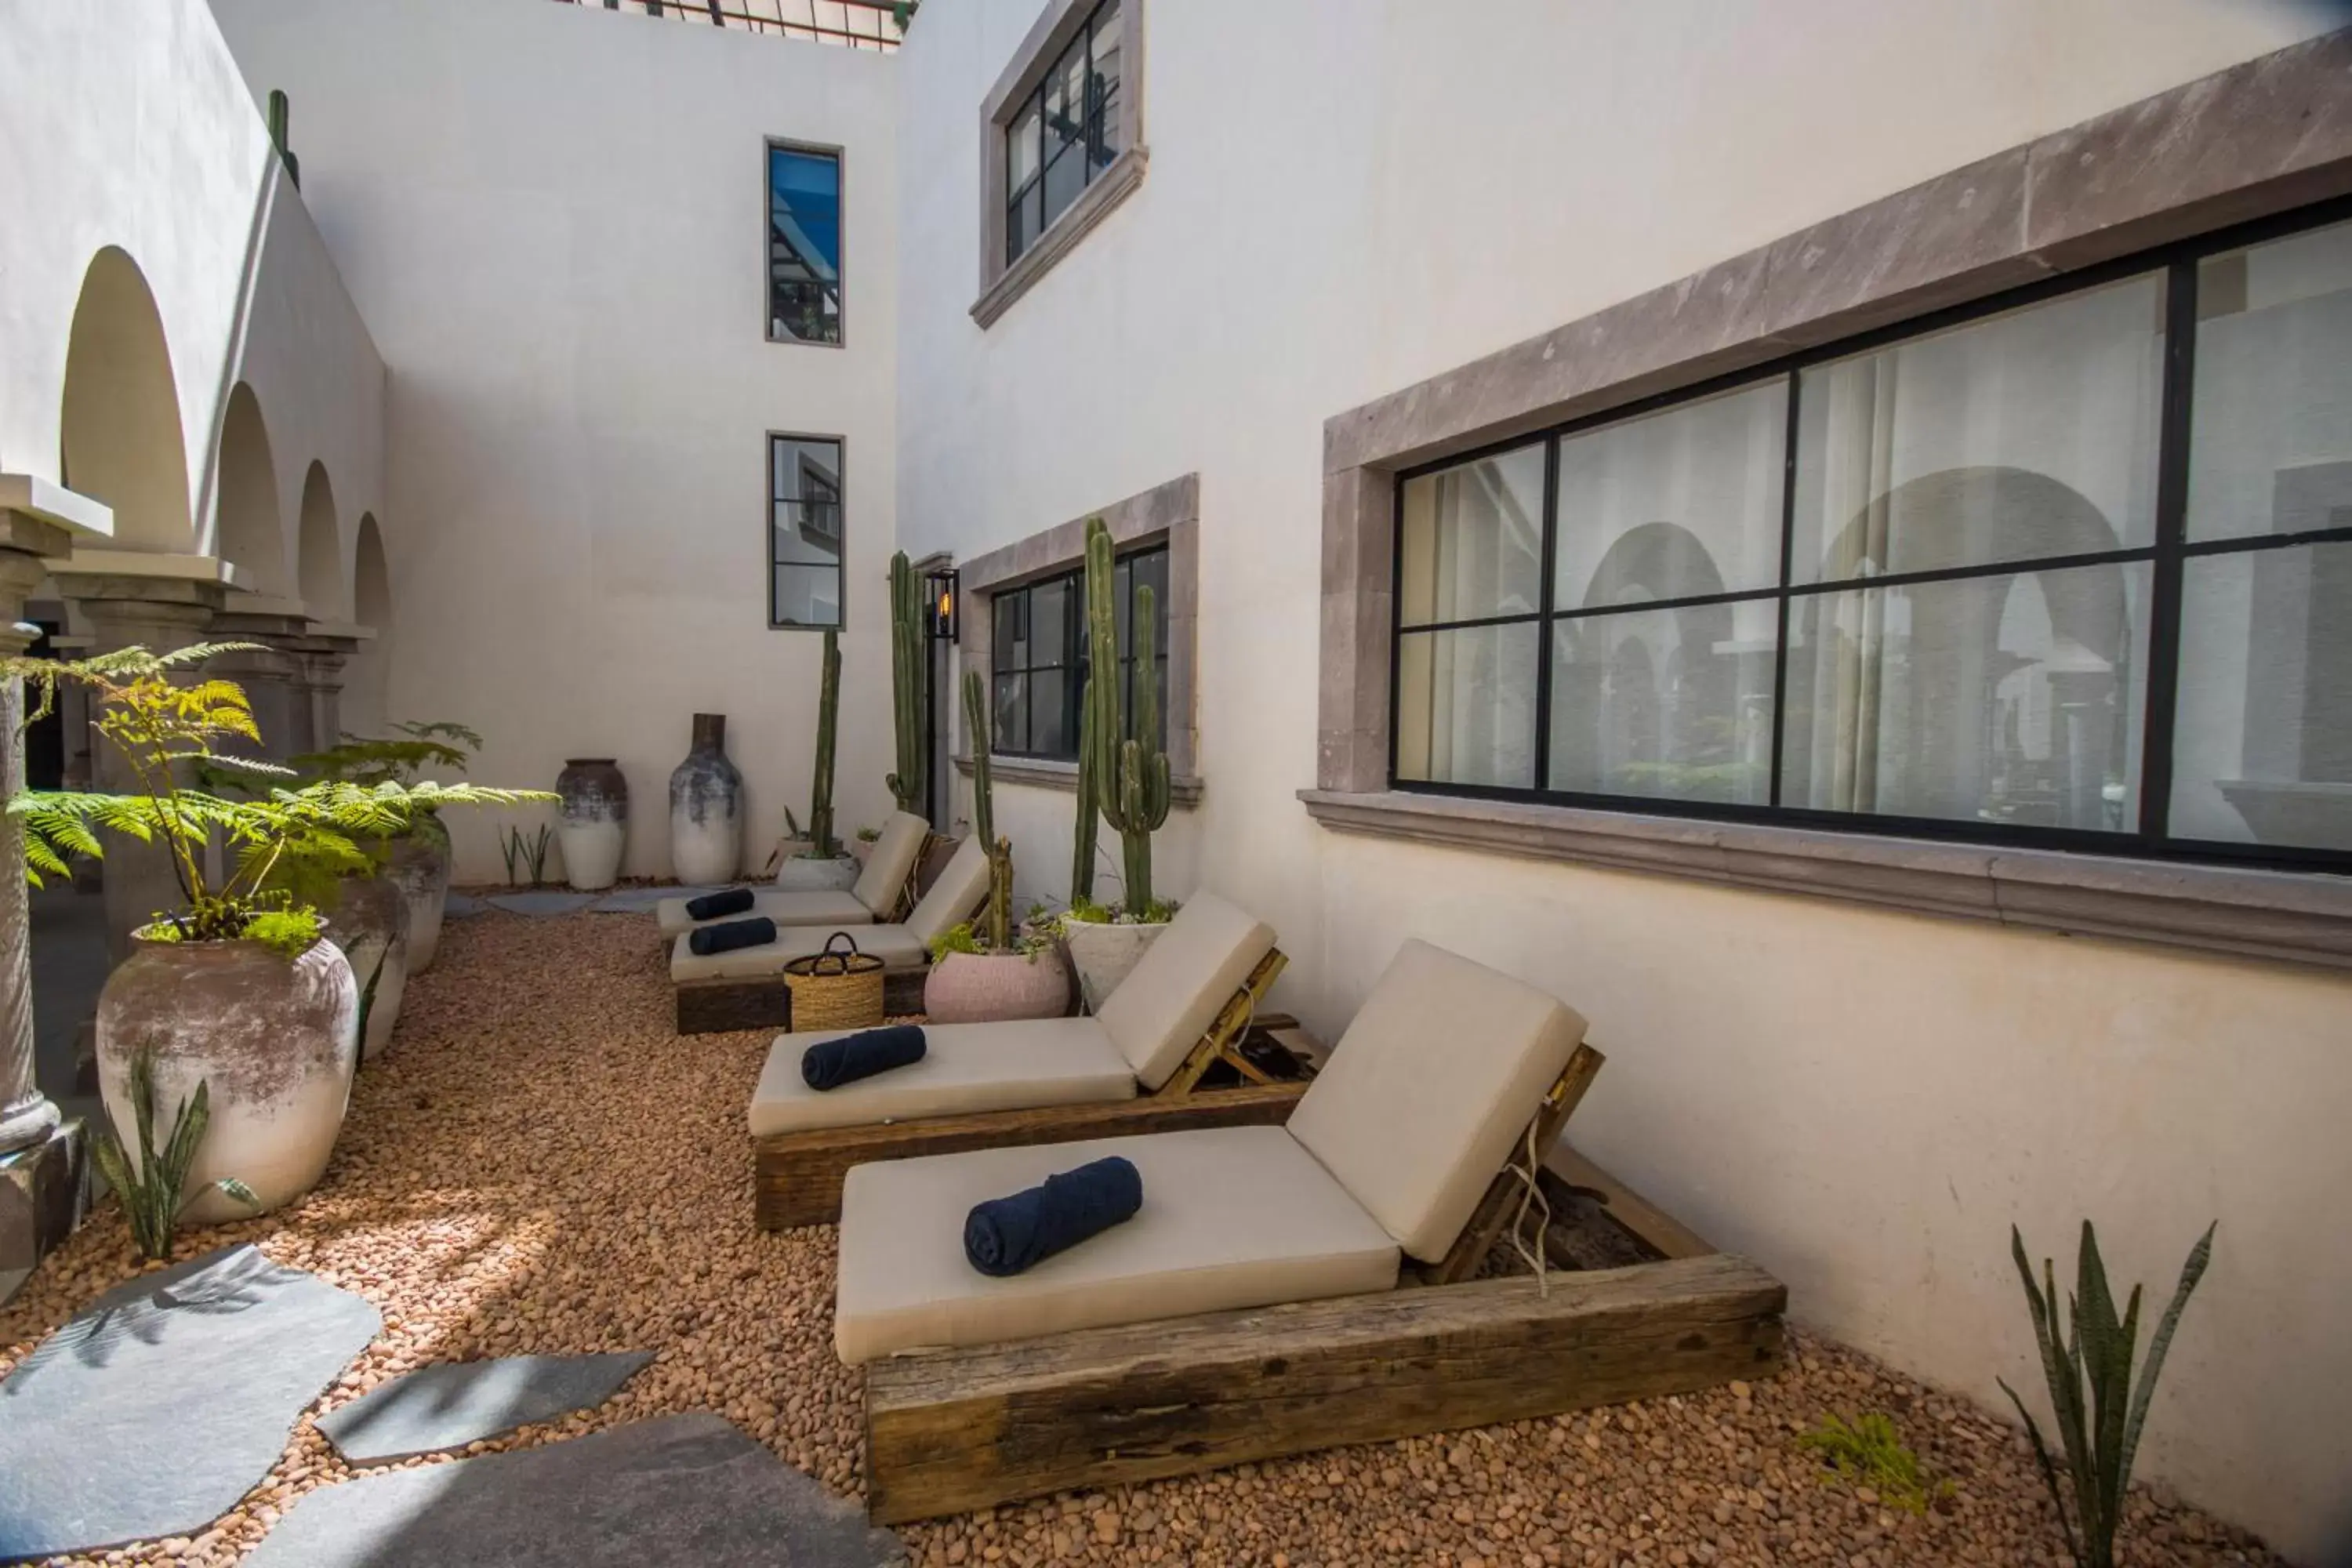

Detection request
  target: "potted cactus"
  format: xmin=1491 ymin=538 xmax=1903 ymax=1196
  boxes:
xmin=924 ymin=670 xmax=1068 ymax=1023
xmin=887 ymin=551 xmax=929 ymax=818
xmin=1061 ymin=517 xmax=1175 ymax=1011
xmin=775 ymin=629 xmax=861 ymax=892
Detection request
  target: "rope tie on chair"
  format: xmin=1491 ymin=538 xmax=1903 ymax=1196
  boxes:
xmin=1504 ymin=1116 xmax=1553 ymax=1295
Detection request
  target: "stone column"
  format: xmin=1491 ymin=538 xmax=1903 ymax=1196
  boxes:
xmin=287 ymin=630 xmax=362 ymax=755
xmin=50 ymin=572 xmax=227 ymax=964
xmin=209 ymin=600 xmax=322 ymax=767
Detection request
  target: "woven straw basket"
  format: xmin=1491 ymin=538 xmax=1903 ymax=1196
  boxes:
xmin=783 ymin=931 xmax=886 ymax=1032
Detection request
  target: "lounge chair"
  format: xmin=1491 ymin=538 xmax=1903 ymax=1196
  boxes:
xmin=840 ymin=939 xmax=1788 ymax=1523
xmin=747 ymin=891 xmax=1295 ymax=1228
xmin=652 ymin=811 xmax=931 ymax=940
xmin=670 ymin=835 xmax=993 ymax=1035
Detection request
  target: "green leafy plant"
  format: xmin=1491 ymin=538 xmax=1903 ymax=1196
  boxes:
xmin=501 ymin=822 xmax=556 ymax=888
xmin=5 ymin=645 xmax=545 ymax=955
xmin=87 ymin=1045 xmax=258 ymax=1262
xmin=1798 ymin=1411 xmax=1950 ymax=1514
xmin=802 ymin=629 xmax=843 ymax=860
xmin=2000 ymin=1221 xmax=2216 ymax=1568
xmin=1081 ymin=517 xmax=1171 ymax=915
xmin=960 ymin=668 xmax=1016 ymax=952
xmin=887 ymin=552 xmax=929 ymax=816
xmin=856 ymin=824 xmax=881 ymax=843
xmin=290 ymin=719 xmax=482 ymax=789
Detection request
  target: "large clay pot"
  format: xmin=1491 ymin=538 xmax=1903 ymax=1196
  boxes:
xmin=1061 ymin=919 xmax=1170 ymax=1014
xmin=326 ymin=873 xmax=412 ymax=1062
xmin=924 ymin=949 xmax=1070 ymax=1024
xmin=557 ymin=757 xmax=628 ymax=891
xmin=669 ymin=713 xmax=744 ymax=885
xmin=388 ymin=823 xmax=452 ymax=974
xmin=96 ymin=931 xmax=359 ymax=1223
xmin=774 ymin=852 xmax=859 ymax=892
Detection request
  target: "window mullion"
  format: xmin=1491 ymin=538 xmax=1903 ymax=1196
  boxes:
xmin=2137 ymin=260 xmax=2199 ymax=842
xmin=1531 ymin=436 xmax=1560 ymax=794
xmin=1767 ymin=372 xmax=1800 ymax=809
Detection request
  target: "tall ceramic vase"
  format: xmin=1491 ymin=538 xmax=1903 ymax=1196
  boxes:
xmin=669 ymin=713 xmax=743 ymax=886
xmin=557 ymin=757 xmax=628 ymax=891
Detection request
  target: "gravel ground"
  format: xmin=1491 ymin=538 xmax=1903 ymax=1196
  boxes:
xmin=0 ymin=909 xmax=2287 ymax=1568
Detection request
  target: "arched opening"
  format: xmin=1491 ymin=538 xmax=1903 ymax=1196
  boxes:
xmin=345 ymin=514 xmax=392 ymax=737
xmin=59 ymin=247 xmax=193 ymax=552
xmin=214 ymin=383 xmax=288 ymax=593
xmin=297 ymin=461 xmax=343 ymax=617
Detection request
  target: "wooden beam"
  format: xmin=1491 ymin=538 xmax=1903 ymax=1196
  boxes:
xmin=1547 ymin=1143 xmax=1715 ymax=1261
xmin=677 ymin=970 xmax=927 ymax=1036
xmin=754 ymin=1080 xmax=1308 ymax=1230
xmin=864 ymin=1251 xmax=1786 ymax=1523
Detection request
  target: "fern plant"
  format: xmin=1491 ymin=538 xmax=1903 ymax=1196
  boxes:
xmin=87 ymin=1045 xmax=258 ymax=1262
xmin=5 ymin=645 xmax=546 ymax=953
xmin=2000 ymin=1220 xmax=2216 ymax=1568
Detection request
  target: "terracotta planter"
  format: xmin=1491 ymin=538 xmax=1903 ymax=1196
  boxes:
xmin=557 ymin=757 xmax=628 ymax=891
xmin=1061 ymin=919 xmax=1170 ymax=1013
xmin=924 ymin=949 xmax=1070 ymax=1024
xmin=96 ymin=931 xmax=358 ymax=1224
xmin=388 ymin=826 xmax=452 ymax=974
xmin=326 ymin=873 xmax=412 ymax=1062
xmin=775 ymin=853 xmax=859 ymax=892
xmin=669 ymin=713 xmax=744 ymax=885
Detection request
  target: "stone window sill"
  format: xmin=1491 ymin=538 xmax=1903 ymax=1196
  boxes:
xmin=1298 ymin=788 xmax=2352 ymax=972
xmin=960 ymin=751 xmax=1203 ymax=809
xmin=972 ymin=147 xmax=1147 ymax=329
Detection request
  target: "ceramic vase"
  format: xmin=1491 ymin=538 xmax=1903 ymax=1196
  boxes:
xmin=388 ymin=823 xmax=452 ymax=973
xmin=96 ymin=931 xmax=360 ymax=1223
xmin=326 ymin=873 xmax=412 ymax=1062
xmin=1060 ymin=918 xmax=1171 ymax=1014
xmin=557 ymin=757 xmax=628 ymax=891
xmin=669 ymin=713 xmax=744 ymax=886
xmin=923 ymin=949 xmax=1071 ymax=1023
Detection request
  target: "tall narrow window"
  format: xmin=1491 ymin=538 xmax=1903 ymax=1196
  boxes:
xmin=771 ymin=435 xmax=844 ymax=629
xmin=1004 ymin=0 xmax=1123 ymax=268
xmin=768 ymin=143 xmax=842 ymax=345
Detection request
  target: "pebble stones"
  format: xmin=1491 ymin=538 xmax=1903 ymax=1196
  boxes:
xmin=314 ymin=1351 xmax=655 ymax=1463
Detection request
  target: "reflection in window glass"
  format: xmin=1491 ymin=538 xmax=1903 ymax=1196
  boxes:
xmin=1790 ymin=274 xmax=2165 ymax=582
xmin=1003 ymin=0 xmax=1126 ymax=268
xmin=770 ymin=436 xmax=843 ymax=628
xmin=768 ymin=146 xmax=842 ymax=345
xmin=1398 ymin=445 xmax=1544 ymax=626
xmin=988 ymin=543 xmax=1169 ymax=760
xmin=1549 ymin=599 xmax=1779 ymax=803
xmin=1395 ymin=622 xmax=1538 ymax=789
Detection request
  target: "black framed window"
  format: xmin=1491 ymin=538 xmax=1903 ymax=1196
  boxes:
xmin=771 ymin=434 xmax=844 ymax=629
xmin=1392 ymin=203 xmax=2352 ymax=870
xmin=991 ymin=543 xmax=1168 ymax=760
xmin=768 ymin=142 xmax=842 ymax=345
xmin=1004 ymin=0 xmax=1122 ymax=267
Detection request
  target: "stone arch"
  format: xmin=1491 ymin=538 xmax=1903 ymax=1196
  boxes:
xmin=296 ymin=461 xmax=343 ymax=617
xmin=214 ymin=383 xmax=289 ymax=593
xmin=59 ymin=246 xmax=193 ymax=551
xmin=1559 ymin=521 xmax=1739 ymax=792
xmin=345 ymin=514 xmax=392 ymax=736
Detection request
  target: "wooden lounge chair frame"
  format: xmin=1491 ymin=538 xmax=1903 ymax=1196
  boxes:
xmin=673 ymin=855 xmax=939 ymax=1035
xmin=754 ymin=950 xmax=1295 ymax=1229
xmin=858 ymin=1040 xmax=1790 ymax=1523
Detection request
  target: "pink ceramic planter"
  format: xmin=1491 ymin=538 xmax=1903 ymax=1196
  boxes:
xmin=923 ymin=949 xmax=1069 ymax=1023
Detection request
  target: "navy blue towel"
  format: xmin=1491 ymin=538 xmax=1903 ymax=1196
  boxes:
xmin=687 ymin=887 xmax=756 ymax=920
xmin=687 ymin=916 xmax=776 ymax=956
xmin=802 ymin=1025 xmax=927 ymax=1091
xmin=963 ymin=1156 xmax=1144 ymax=1277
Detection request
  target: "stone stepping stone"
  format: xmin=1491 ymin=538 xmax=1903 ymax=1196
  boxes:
xmin=315 ymin=1351 xmax=653 ymax=1462
xmin=0 ymin=1244 xmax=381 ymax=1561
xmin=247 ymin=1413 xmax=906 ymax=1566
xmin=586 ymin=886 xmax=724 ymax=914
xmin=442 ymin=891 xmax=488 ymax=918
xmin=483 ymin=891 xmax=599 ymax=916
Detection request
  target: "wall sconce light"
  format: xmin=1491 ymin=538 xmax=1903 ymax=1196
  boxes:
xmin=924 ymin=568 xmax=959 ymax=642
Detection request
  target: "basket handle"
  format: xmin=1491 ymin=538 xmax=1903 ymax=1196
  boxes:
xmin=810 ymin=929 xmax=862 ymax=975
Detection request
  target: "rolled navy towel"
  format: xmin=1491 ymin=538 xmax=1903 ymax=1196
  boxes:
xmin=686 ymin=887 xmax=756 ymax=921
xmin=963 ymin=1156 xmax=1143 ymax=1277
xmin=802 ymin=1024 xmax=927 ymax=1091
xmin=687 ymin=916 xmax=776 ymax=956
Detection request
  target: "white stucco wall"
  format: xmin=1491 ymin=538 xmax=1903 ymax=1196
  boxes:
xmin=894 ymin=2 xmax=2352 ymax=1560
xmin=0 ymin=0 xmax=387 ymax=618
xmin=214 ymin=0 xmax=902 ymax=882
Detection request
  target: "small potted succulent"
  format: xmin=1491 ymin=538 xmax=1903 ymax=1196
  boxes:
xmin=775 ymin=630 xmax=860 ymax=892
xmin=923 ymin=670 xmax=1068 ymax=1023
xmin=1059 ymin=517 xmax=1176 ymax=1011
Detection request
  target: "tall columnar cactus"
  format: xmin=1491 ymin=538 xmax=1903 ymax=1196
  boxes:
xmin=961 ymin=669 xmax=1014 ymax=950
xmin=1082 ymin=517 xmax=1171 ymax=914
xmin=887 ymin=552 xmax=928 ymax=816
xmin=267 ymin=90 xmax=299 ymax=189
xmin=806 ymin=629 xmax=841 ymax=858
xmin=1070 ymin=673 xmax=1098 ymax=905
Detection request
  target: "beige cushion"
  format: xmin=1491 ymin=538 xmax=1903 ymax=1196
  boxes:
xmin=654 ymin=889 xmax=876 ymax=939
xmin=834 ymin=1125 xmax=1399 ymax=1364
xmin=851 ymin=812 xmax=931 ymax=916
xmin=748 ymin=1018 xmax=1134 ymax=1137
xmin=670 ymin=923 xmax=929 ymax=984
xmin=903 ymin=837 xmax=990 ymax=946
xmin=1096 ymin=892 xmax=1279 ymax=1090
xmin=1285 ymin=939 xmax=1588 ymax=1264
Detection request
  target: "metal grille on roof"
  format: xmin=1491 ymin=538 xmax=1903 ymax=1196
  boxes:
xmin=554 ymin=0 xmax=909 ymax=53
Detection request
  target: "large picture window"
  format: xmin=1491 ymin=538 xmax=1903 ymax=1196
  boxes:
xmin=770 ymin=434 xmax=844 ymax=629
xmin=1392 ymin=208 xmax=2352 ymax=866
xmin=768 ymin=142 xmax=842 ymax=345
xmin=991 ymin=543 xmax=1168 ymax=760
